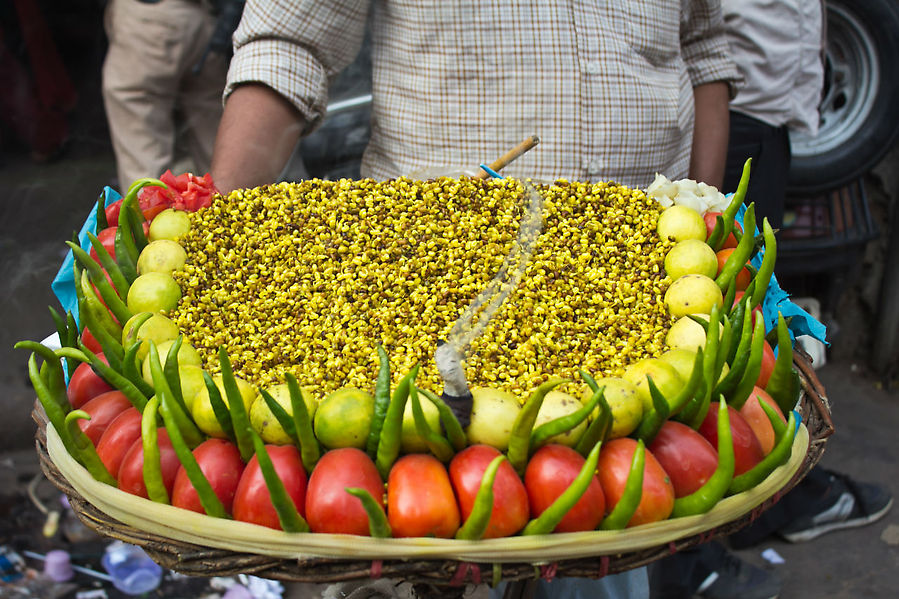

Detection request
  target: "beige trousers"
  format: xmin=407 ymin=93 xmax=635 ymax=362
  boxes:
xmin=102 ymin=0 xmax=228 ymax=188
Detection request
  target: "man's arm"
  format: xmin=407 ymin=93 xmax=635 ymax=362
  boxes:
xmin=211 ymin=83 xmax=306 ymax=193
xmin=689 ymin=81 xmax=730 ymax=188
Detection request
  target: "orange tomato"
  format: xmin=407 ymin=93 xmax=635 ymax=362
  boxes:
xmin=715 ymin=248 xmax=752 ymax=291
xmin=387 ymin=454 xmax=460 ymax=538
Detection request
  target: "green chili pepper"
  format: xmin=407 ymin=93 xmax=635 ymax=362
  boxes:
xmin=68 ymin=242 xmax=132 ymax=327
xmin=147 ymin=342 xmax=203 ymax=447
xmin=65 ymin=410 xmax=118 ymax=485
xmin=76 ymin=295 xmax=123 ymax=372
xmin=599 ymin=440 xmax=646 ymax=530
xmin=419 ymin=387 xmax=468 ymax=452
xmin=715 ymin=317 xmax=733 ymax=381
xmin=764 ymin=314 xmax=802 ymax=414
xmin=507 ymin=377 xmax=567 ymax=476
xmin=574 ymin=386 xmax=611 ymax=457
xmin=23 ymin=353 xmax=77 ymax=457
xmin=345 ymin=488 xmax=391 ymax=538
xmin=729 ymin=407 xmax=797 ymax=495
xmin=218 ymin=347 xmax=254 ymax=462
xmin=259 ymin=388 xmax=298 ymax=442
xmin=141 ymin=396 xmax=169 ymax=504
xmin=365 ymin=345 xmax=391 ymax=458
xmin=455 ymin=454 xmax=505 ymax=540
xmin=248 ymin=428 xmax=309 ymax=532
xmin=410 ymin=383 xmax=455 ymax=462
xmin=376 ymin=364 xmax=419 ymax=479
xmin=750 ymin=219 xmax=777 ymax=310
xmin=671 ymin=399 xmax=735 ymax=517
xmin=715 ymin=203 xmax=756 ymax=292
xmin=15 ymin=341 xmax=69 ymax=411
xmin=163 ymin=336 xmax=190 ymax=416
xmin=78 ymin=269 xmax=123 ymax=341
xmin=675 ymin=347 xmax=710 ymax=426
xmin=530 ymin=387 xmax=602 ymax=453
xmin=56 ymin=346 xmax=149 ymax=412
xmin=523 ymin=441 xmax=602 ymax=536
xmin=729 ymin=316 xmax=767 ymax=410
xmin=121 ymin=178 xmax=166 ymax=252
xmin=95 ymin=192 xmax=108 ymax=231
xmin=634 ymin=376 xmax=671 ymax=444
xmin=85 ymin=231 xmax=131 ymax=300
xmin=121 ymin=341 xmax=156 ymax=399
xmin=286 ymin=373 xmax=320 ymax=472
xmin=113 ymin=217 xmax=139 ymax=284
xmin=158 ymin=389 xmax=228 ymax=518
xmin=726 ymin=297 xmax=752 ymax=365
xmin=203 ymin=370 xmax=235 ymax=441
xmin=699 ymin=304 xmax=722 ymax=406
xmin=722 ymin=276 xmax=738 ymax=318
xmin=47 ymin=307 xmax=74 ymax=373
xmin=707 ymin=214 xmax=726 ymax=250
xmin=708 ymin=158 xmax=751 ymax=251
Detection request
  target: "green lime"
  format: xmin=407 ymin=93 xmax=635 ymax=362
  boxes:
xmin=313 ymin=387 xmax=374 ymax=449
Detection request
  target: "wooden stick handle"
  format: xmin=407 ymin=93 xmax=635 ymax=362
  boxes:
xmin=475 ymin=135 xmax=540 ymax=179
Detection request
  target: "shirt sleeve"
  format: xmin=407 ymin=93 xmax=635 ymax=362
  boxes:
xmin=225 ymin=0 xmax=371 ymax=133
xmin=680 ymin=0 xmax=740 ymax=97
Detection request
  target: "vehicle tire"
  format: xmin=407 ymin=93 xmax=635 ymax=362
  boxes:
xmin=788 ymin=0 xmax=899 ymax=193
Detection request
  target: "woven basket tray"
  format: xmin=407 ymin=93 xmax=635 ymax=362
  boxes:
xmin=34 ymin=352 xmax=833 ymax=587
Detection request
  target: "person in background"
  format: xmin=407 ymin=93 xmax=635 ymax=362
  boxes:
xmin=213 ymin=2 xmax=738 ymax=598
xmin=650 ymin=2 xmax=893 ymax=598
xmin=102 ymin=0 xmax=243 ymax=188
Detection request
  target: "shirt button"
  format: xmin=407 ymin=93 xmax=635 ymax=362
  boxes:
xmin=584 ymin=61 xmax=602 ymax=75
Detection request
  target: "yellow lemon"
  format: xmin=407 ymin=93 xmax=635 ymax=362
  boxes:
xmin=623 ymin=358 xmax=685 ymax=413
xmin=191 ymin=374 xmax=258 ymax=438
xmin=141 ymin=339 xmax=202 ymax=384
xmin=664 ymin=274 xmax=724 ymax=317
xmin=533 ymin=390 xmax=587 ymax=448
xmin=250 ymin=383 xmax=317 ymax=445
xmin=400 ymin=391 xmax=442 ymax=453
xmin=664 ymin=239 xmax=718 ymax=280
xmin=122 ymin=312 xmax=179 ymax=361
xmin=656 ymin=205 xmax=707 ymax=243
xmin=466 ymin=387 xmax=521 ymax=451
xmin=580 ymin=377 xmax=643 ymax=439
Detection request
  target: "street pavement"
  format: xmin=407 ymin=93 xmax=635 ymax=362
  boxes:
xmin=0 ymin=146 xmax=897 ymax=598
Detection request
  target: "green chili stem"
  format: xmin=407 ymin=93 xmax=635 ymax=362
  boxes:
xmin=365 ymin=345 xmax=391 ymax=458
xmin=599 ymin=440 xmax=646 ymax=530
xmin=708 ymin=158 xmax=751 ymax=251
xmin=345 ymin=488 xmax=391 ymax=538
xmin=419 ymin=388 xmax=468 ymax=452
xmin=672 ymin=399 xmax=734 ymax=517
xmin=507 ymin=377 xmax=567 ymax=476
xmin=376 ymin=364 xmax=419 ymax=479
xmin=141 ymin=396 xmax=169 ymax=504
xmin=456 ymin=455 xmax=505 ymax=540
xmin=286 ymin=373 xmax=320 ymax=472
xmin=248 ymin=429 xmax=309 ymax=532
xmin=65 ymin=410 xmax=118 ymax=485
xmin=523 ymin=441 xmax=602 ymax=536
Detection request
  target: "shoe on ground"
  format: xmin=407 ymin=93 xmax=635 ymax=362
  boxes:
xmin=695 ymin=550 xmax=782 ymax=599
xmin=778 ymin=470 xmax=893 ymax=543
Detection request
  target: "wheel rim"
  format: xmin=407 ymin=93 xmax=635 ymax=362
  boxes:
xmin=790 ymin=5 xmax=880 ymax=159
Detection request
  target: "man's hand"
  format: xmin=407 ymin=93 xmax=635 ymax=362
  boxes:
xmin=211 ymin=84 xmax=305 ymax=193
xmin=689 ymin=81 xmax=730 ymax=189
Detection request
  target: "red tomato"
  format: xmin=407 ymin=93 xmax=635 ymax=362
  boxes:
xmin=648 ymin=421 xmax=718 ymax=498
xmin=89 ymin=227 xmax=118 ymax=263
xmin=698 ymin=402 xmax=765 ymax=476
xmin=104 ymin=200 xmax=123 ymax=228
xmin=116 ymin=429 xmax=181 ymax=498
xmin=757 ymin=341 xmax=776 ymax=388
xmin=141 ymin=204 xmax=166 ymax=222
xmin=77 ymin=390 xmax=132 ymax=445
xmin=171 ymin=439 xmax=245 ymax=515
xmin=387 ymin=454 xmax=460 ymax=538
xmin=139 ymin=170 xmax=218 ymax=214
xmin=449 ymin=445 xmax=529 ymax=538
xmin=739 ymin=387 xmax=787 ymax=455
xmin=79 ymin=327 xmax=102 ymax=354
xmin=233 ymin=445 xmax=308 ymax=530
xmin=598 ymin=438 xmax=674 ymax=527
xmin=306 ymin=448 xmax=384 ymax=535
xmin=703 ymin=212 xmax=742 ymax=249
xmin=66 ymin=354 xmax=114 ymax=409
xmin=715 ymin=248 xmax=751 ymax=291
xmin=524 ymin=444 xmax=605 ymax=533
xmin=96 ymin=407 xmax=142 ymax=478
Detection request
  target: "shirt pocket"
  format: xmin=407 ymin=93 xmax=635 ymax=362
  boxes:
xmin=614 ymin=1 xmax=681 ymax=66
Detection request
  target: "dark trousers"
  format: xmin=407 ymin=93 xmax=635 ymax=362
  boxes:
xmin=723 ymin=111 xmax=791 ymax=230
